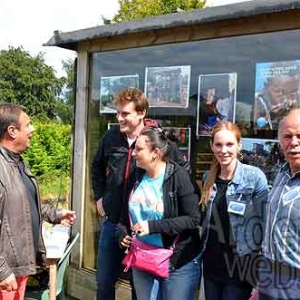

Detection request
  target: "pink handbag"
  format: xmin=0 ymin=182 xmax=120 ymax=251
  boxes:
xmin=249 ymin=290 xmax=259 ymax=300
xmin=122 ymin=236 xmax=174 ymax=279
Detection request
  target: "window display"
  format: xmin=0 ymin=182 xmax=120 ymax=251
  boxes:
xmin=253 ymin=60 xmax=300 ymax=131
xmin=197 ymin=73 xmax=237 ymax=136
xmin=241 ymin=138 xmax=285 ymax=186
xmin=100 ymin=75 xmax=139 ymax=114
xmin=145 ymin=66 xmax=190 ymax=108
xmin=85 ymin=28 xmax=300 ymax=271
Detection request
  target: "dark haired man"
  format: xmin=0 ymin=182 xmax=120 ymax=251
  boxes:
xmin=92 ymin=87 xmax=189 ymax=300
xmin=0 ymin=103 xmax=76 ymax=300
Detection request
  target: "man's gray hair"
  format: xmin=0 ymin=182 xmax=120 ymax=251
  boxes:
xmin=278 ymin=108 xmax=300 ymax=140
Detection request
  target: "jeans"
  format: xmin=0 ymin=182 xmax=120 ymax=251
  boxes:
xmin=204 ymin=278 xmax=252 ymax=300
xmin=132 ymin=256 xmax=201 ymax=300
xmin=96 ymin=218 xmax=137 ymax=300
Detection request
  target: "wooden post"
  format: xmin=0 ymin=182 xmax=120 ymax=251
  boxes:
xmin=48 ymin=259 xmax=57 ymax=300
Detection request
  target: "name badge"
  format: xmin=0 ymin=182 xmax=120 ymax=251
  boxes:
xmin=227 ymin=201 xmax=246 ymax=215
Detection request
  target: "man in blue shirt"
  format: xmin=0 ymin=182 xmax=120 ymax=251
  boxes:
xmin=260 ymin=108 xmax=300 ymax=299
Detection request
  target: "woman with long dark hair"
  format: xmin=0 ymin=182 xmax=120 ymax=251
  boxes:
xmin=117 ymin=127 xmax=200 ymax=300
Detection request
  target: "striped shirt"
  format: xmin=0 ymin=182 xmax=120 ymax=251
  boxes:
xmin=263 ymin=163 xmax=300 ymax=269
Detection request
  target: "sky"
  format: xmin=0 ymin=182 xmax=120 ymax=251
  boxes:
xmin=0 ymin=0 xmax=249 ymax=77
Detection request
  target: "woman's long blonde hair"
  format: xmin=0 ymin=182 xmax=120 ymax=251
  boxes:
xmin=200 ymin=121 xmax=242 ymax=210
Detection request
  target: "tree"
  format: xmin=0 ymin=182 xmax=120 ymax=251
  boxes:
xmin=62 ymin=58 xmax=76 ymax=106
xmin=0 ymin=46 xmax=66 ymax=120
xmin=55 ymin=58 xmax=76 ymax=124
xmin=113 ymin=0 xmax=206 ymax=22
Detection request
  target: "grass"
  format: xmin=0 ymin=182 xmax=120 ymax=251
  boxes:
xmin=38 ymin=173 xmax=70 ymax=209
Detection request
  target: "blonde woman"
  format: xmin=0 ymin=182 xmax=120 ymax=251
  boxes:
xmin=200 ymin=121 xmax=268 ymax=300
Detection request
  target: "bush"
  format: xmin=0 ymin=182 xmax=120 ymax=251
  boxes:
xmin=23 ymin=120 xmax=71 ymax=176
xmin=23 ymin=120 xmax=72 ymax=202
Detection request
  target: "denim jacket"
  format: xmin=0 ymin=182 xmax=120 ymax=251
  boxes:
xmin=263 ymin=163 xmax=300 ymax=269
xmin=201 ymin=161 xmax=269 ymax=256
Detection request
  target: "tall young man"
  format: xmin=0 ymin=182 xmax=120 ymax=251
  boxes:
xmin=92 ymin=88 xmax=188 ymax=300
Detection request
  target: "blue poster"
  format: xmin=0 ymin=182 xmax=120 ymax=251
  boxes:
xmin=254 ymin=60 xmax=300 ymax=130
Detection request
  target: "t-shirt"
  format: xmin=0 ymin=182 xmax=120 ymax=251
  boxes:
xmin=129 ymin=172 xmax=165 ymax=247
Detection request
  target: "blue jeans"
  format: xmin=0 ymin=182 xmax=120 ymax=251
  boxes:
xmin=132 ymin=257 xmax=201 ymax=300
xmin=204 ymin=278 xmax=252 ymax=300
xmin=97 ymin=218 xmax=135 ymax=300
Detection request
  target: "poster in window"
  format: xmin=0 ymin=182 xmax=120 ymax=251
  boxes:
xmin=241 ymin=138 xmax=285 ymax=186
xmin=163 ymin=127 xmax=191 ymax=161
xmin=253 ymin=60 xmax=300 ymax=131
xmin=145 ymin=65 xmax=190 ymax=108
xmin=100 ymin=74 xmax=139 ymax=114
xmin=196 ymin=73 xmax=237 ymax=136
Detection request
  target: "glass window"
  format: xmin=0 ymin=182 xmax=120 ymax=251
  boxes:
xmin=83 ymin=28 xmax=300 ymax=270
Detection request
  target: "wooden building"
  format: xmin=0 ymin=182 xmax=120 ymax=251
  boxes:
xmin=45 ymin=0 xmax=300 ymax=298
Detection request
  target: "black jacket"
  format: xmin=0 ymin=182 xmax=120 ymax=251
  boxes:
xmin=91 ymin=120 xmax=190 ymax=223
xmin=117 ymin=161 xmax=201 ymax=269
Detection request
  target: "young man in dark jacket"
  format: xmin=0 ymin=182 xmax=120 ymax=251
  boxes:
xmin=0 ymin=103 xmax=76 ymax=299
xmin=92 ymin=88 xmax=189 ymax=300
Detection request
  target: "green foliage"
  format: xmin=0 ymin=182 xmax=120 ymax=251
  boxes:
xmin=0 ymin=46 xmax=72 ymax=123
xmin=52 ymin=58 xmax=76 ymax=124
xmin=22 ymin=120 xmax=71 ymax=177
xmin=113 ymin=0 xmax=206 ymax=22
xmin=38 ymin=174 xmax=70 ymax=206
xmin=54 ymin=100 xmax=73 ymax=124
xmin=0 ymin=48 xmax=74 ymax=201
xmin=62 ymin=59 xmax=76 ymax=106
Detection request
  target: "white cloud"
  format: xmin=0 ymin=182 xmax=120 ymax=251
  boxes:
xmin=0 ymin=0 xmax=250 ymax=77
xmin=0 ymin=0 xmax=119 ymax=77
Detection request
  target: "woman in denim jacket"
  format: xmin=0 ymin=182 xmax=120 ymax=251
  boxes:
xmin=200 ymin=121 xmax=269 ymax=300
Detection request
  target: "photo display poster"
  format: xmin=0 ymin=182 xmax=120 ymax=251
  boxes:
xmin=253 ymin=60 xmax=300 ymax=131
xmin=197 ymin=72 xmax=237 ymax=136
xmin=145 ymin=65 xmax=191 ymax=108
xmin=241 ymin=138 xmax=285 ymax=186
xmin=100 ymin=74 xmax=139 ymax=114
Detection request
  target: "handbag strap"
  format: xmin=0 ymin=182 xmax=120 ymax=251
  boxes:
xmin=129 ymin=219 xmax=179 ymax=250
xmin=123 ymin=254 xmax=133 ymax=272
xmin=171 ymin=236 xmax=179 ymax=249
